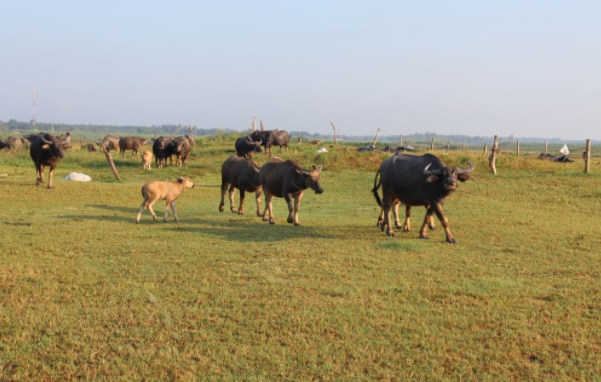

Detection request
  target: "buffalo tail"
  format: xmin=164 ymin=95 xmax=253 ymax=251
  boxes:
xmin=372 ymin=170 xmax=382 ymax=207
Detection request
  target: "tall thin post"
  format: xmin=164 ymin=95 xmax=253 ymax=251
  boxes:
xmin=482 ymin=143 xmax=488 ymax=156
xmin=545 ymin=140 xmax=548 ymax=154
xmin=252 ymin=117 xmax=257 ymax=132
xmin=260 ymin=121 xmax=265 ymax=132
xmin=517 ymin=141 xmax=520 ymax=157
xmin=430 ymin=137 xmax=434 ymax=151
xmin=584 ymin=139 xmax=591 ymax=173
xmin=446 ymin=141 xmax=450 ymax=153
xmin=489 ymin=135 xmax=499 ymax=175
xmin=371 ymin=127 xmax=380 ymax=148
xmin=331 ymin=122 xmax=337 ymax=145
xmin=461 ymin=143 xmax=465 ymax=153
xmin=399 ymin=135 xmax=404 ymax=147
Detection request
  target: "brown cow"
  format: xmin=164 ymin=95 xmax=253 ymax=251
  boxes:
xmin=219 ymin=156 xmax=262 ymax=216
xmin=259 ymin=158 xmax=323 ymax=226
xmin=136 ymin=176 xmax=195 ymax=223
xmin=119 ymin=136 xmax=147 ymax=159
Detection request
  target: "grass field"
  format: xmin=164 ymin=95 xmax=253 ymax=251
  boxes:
xmin=1 ymin=140 xmax=600 ymax=380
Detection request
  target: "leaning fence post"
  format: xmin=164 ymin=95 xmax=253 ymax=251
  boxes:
xmin=584 ymin=139 xmax=591 ymax=173
xmin=488 ymin=135 xmax=498 ymax=175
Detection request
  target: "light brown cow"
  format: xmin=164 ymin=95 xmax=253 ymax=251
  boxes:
xmin=142 ymin=151 xmax=153 ymax=170
xmin=136 ymin=176 xmax=195 ymax=223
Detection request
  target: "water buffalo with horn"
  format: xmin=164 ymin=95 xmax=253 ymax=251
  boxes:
xmin=119 ymin=136 xmax=147 ymax=159
xmin=29 ymin=133 xmax=66 ymax=189
xmin=372 ymin=153 xmax=474 ymax=243
xmin=259 ymin=158 xmax=323 ymax=226
xmin=250 ymin=129 xmax=291 ymax=154
xmin=219 ymin=156 xmax=263 ymax=216
xmin=235 ymin=135 xmax=262 ymax=158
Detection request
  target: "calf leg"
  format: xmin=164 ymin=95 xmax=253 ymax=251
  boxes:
xmin=171 ymin=200 xmax=179 ymax=222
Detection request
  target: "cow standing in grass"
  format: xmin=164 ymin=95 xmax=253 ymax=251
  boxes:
xmin=219 ymin=156 xmax=263 ymax=216
xmin=136 ymin=176 xmax=195 ymax=223
xmin=372 ymin=153 xmax=473 ymax=243
xmin=29 ymin=133 xmax=66 ymax=189
xmin=259 ymin=158 xmax=323 ymax=226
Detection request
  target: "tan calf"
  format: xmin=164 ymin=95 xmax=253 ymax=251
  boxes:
xmin=142 ymin=151 xmax=153 ymax=170
xmin=136 ymin=176 xmax=195 ymax=223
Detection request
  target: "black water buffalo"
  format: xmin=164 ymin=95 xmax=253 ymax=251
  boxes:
xmin=100 ymin=135 xmax=120 ymax=152
xmin=372 ymin=153 xmax=473 ymax=243
xmin=235 ymin=135 xmax=262 ymax=158
xmin=170 ymin=136 xmax=191 ymax=166
xmin=29 ymin=133 xmax=66 ymax=188
xmin=250 ymin=130 xmax=291 ymax=154
xmin=0 ymin=139 xmax=8 ymax=150
xmin=119 ymin=136 xmax=147 ymax=159
xmin=259 ymin=158 xmax=323 ymax=226
xmin=152 ymin=136 xmax=175 ymax=168
xmin=219 ymin=156 xmax=263 ymax=216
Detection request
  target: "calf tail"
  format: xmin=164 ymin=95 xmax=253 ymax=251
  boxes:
xmin=372 ymin=170 xmax=382 ymax=207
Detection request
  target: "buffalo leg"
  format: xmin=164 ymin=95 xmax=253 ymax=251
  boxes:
xmin=219 ymin=181 xmax=229 ymax=212
xmin=263 ymin=192 xmax=275 ymax=224
xmin=47 ymin=163 xmax=58 ymax=189
xmin=381 ymin=187 xmax=395 ymax=236
xmin=228 ymin=185 xmax=238 ymax=213
xmin=238 ymin=189 xmax=245 ymax=214
xmin=36 ymin=164 xmax=45 ymax=186
xmin=285 ymin=194 xmax=295 ymax=224
xmin=403 ymin=205 xmax=411 ymax=231
xmin=292 ymin=193 xmax=303 ymax=226
xmin=255 ymin=189 xmax=262 ymax=217
xmin=431 ymin=203 xmax=454 ymax=243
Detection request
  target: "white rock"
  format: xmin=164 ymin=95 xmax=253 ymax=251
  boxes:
xmin=65 ymin=172 xmax=92 ymax=181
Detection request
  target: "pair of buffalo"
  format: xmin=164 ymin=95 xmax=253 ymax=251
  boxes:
xmin=234 ymin=130 xmax=291 ymax=158
xmin=220 ymin=156 xmax=323 ymax=226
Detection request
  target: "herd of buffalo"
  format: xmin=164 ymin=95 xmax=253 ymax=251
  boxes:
xmin=2 ymin=129 xmax=475 ymax=243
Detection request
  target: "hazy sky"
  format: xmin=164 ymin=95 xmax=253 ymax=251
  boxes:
xmin=1 ymin=1 xmax=600 ymax=140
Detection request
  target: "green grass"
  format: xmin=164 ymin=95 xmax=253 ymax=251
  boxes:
xmin=1 ymin=142 xmax=600 ymax=380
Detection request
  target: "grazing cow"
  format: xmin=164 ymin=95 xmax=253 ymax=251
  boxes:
xmin=235 ymin=135 xmax=262 ymax=158
xmin=21 ymin=138 xmax=31 ymax=149
xmin=142 ymin=151 xmax=153 ymax=170
xmin=251 ymin=130 xmax=291 ymax=154
xmin=136 ymin=176 xmax=195 ymax=223
xmin=86 ymin=143 xmax=98 ymax=152
xmin=119 ymin=136 xmax=147 ymax=159
xmin=152 ymin=136 xmax=175 ymax=168
xmin=372 ymin=153 xmax=473 ymax=242
xmin=29 ymin=133 xmax=66 ymax=189
xmin=170 ymin=136 xmax=191 ymax=166
xmin=219 ymin=156 xmax=263 ymax=216
xmin=100 ymin=135 xmax=120 ymax=152
xmin=259 ymin=158 xmax=323 ymax=226
xmin=7 ymin=136 xmax=23 ymax=154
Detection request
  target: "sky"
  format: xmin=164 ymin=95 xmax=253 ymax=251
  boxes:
xmin=1 ymin=1 xmax=600 ymax=140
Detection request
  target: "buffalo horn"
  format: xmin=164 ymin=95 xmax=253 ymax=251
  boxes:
xmin=423 ymin=163 xmax=442 ymax=176
xmin=458 ymin=162 xmax=475 ymax=174
xmin=41 ymin=135 xmax=53 ymax=144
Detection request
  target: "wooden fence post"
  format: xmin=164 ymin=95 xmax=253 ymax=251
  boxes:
xmin=260 ymin=121 xmax=265 ymax=131
xmin=446 ymin=141 xmax=450 ymax=153
xmin=488 ymin=135 xmax=498 ymax=175
xmin=252 ymin=117 xmax=257 ymax=132
xmin=430 ymin=137 xmax=434 ymax=151
xmin=545 ymin=139 xmax=548 ymax=154
xmin=461 ymin=143 xmax=465 ymax=154
xmin=331 ymin=122 xmax=337 ymax=145
xmin=517 ymin=141 xmax=520 ymax=157
xmin=371 ymin=127 xmax=380 ymax=148
xmin=399 ymin=135 xmax=404 ymax=148
xmin=584 ymin=139 xmax=591 ymax=173
xmin=102 ymin=144 xmax=121 ymax=180
xmin=482 ymin=143 xmax=488 ymax=156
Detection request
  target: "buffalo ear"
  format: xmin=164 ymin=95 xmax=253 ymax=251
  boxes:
xmin=458 ymin=173 xmax=473 ymax=182
xmin=41 ymin=144 xmax=51 ymax=150
xmin=425 ymin=175 xmax=439 ymax=183
xmin=177 ymin=177 xmax=184 ymax=183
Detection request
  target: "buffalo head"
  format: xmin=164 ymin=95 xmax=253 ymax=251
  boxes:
xmin=296 ymin=165 xmax=324 ymax=194
xmin=424 ymin=162 xmax=474 ymax=191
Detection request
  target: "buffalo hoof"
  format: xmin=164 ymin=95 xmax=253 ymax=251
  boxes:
xmin=287 ymin=217 xmax=294 ymax=224
xmin=237 ymin=210 xmax=244 ymax=215
xmin=386 ymin=231 xmax=395 ymax=237
xmin=294 ymin=222 xmax=301 ymax=226
xmin=136 ymin=220 xmax=140 ymax=224
xmin=403 ymin=227 xmax=410 ymax=232
xmin=219 ymin=204 xmax=224 ymax=212
xmin=47 ymin=185 xmax=53 ymax=189
xmin=419 ymin=234 xmax=429 ymax=240
xmin=446 ymin=237 xmax=457 ymax=244
xmin=269 ymin=220 xmax=276 ymax=225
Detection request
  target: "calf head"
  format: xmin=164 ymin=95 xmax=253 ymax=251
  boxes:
xmin=177 ymin=176 xmax=195 ymax=189
xmin=296 ymin=165 xmax=324 ymax=194
xmin=424 ymin=162 xmax=474 ymax=192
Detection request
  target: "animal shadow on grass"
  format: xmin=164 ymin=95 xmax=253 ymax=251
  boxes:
xmin=166 ymin=217 xmax=332 ymax=243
